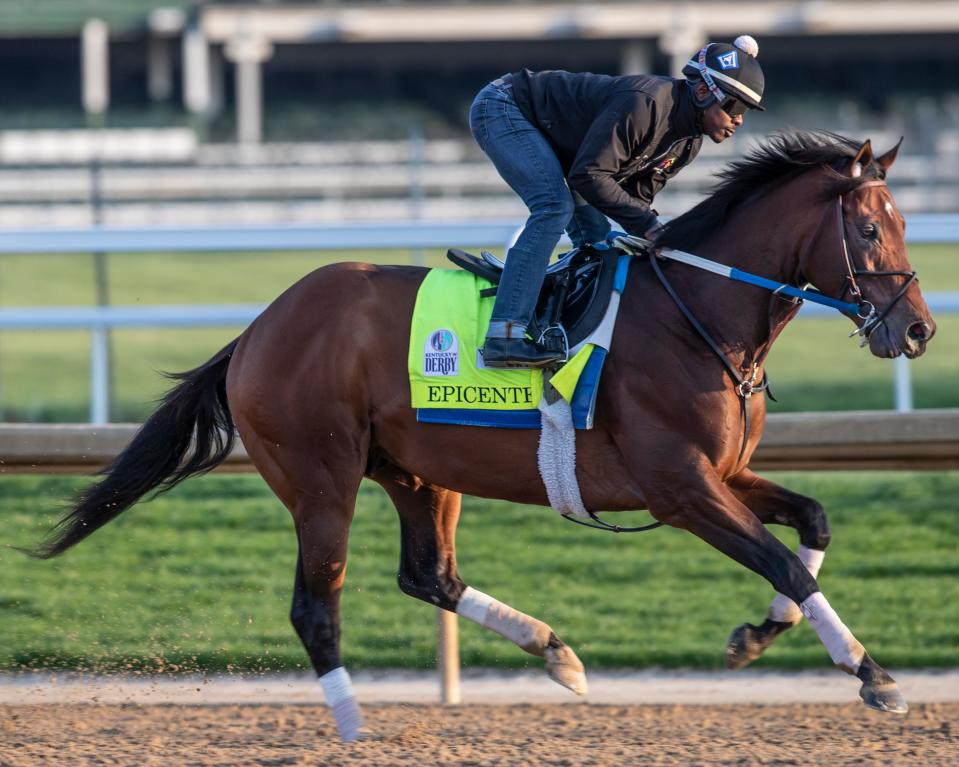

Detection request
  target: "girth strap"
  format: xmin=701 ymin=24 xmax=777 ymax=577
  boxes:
xmin=561 ymin=511 xmax=663 ymax=534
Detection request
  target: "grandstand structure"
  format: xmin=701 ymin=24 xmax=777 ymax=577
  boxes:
xmin=0 ymin=1 xmax=958 ymax=225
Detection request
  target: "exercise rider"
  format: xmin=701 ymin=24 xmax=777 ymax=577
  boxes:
xmin=470 ymin=35 xmax=767 ymax=368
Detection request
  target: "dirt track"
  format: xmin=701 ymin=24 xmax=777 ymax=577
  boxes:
xmin=2 ymin=702 xmax=957 ymax=766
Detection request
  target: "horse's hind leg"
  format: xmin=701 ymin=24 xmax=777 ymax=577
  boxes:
xmin=646 ymin=460 xmax=906 ymax=713
xmin=723 ymin=469 xmax=832 ymax=669
xmin=373 ymin=462 xmax=587 ymax=695
xmin=291 ymin=509 xmax=365 ymax=741
xmin=239 ymin=430 xmax=368 ymax=741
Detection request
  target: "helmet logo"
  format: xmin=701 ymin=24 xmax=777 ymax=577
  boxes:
xmin=717 ymin=51 xmax=739 ymax=70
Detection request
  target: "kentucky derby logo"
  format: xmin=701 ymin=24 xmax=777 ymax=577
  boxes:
xmin=424 ymin=328 xmax=459 ymax=376
xmin=430 ymin=329 xmax=455 ymax=352
xmin=717 ymin=51 xmax=739 ymax=70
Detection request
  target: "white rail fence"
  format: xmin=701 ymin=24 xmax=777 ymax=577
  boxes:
xmin=0 ymin=218 xmax=956 ymax=423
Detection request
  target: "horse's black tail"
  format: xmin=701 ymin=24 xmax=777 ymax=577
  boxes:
xmin=29 ymin=339 xmax=239 ymax=559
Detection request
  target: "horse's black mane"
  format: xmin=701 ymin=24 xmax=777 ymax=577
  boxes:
xmin=656 ymin=129 xmax=883 ymax=252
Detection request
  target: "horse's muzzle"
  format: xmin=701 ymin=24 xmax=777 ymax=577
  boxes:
xmin=869 ymin=316 xmax=936 ymax=359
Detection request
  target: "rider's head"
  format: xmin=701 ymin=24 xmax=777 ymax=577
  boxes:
xmin=683 ymin=36 xmax=765 ymax=144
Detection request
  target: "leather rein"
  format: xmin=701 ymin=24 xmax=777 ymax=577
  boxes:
xmin=572 ymin=176 xmax=916 ymax=535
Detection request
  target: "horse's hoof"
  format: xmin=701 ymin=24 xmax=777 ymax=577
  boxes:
xmin=545 ymin=643 xmax=588 ymax=696
xmin=332 ymin=698 xmax=368 ymax=741
xmin=860 ymin=682 xmax=908 ymax=714
xmin=724 ymin=623 xmax=764 ymax=670
xmin=724 ymin=619 xmax=794 ymax=671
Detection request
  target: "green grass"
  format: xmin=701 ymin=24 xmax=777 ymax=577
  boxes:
xmin=2 ymin=472 xmax=958 ymax=672
xmin=0 ymin=244 xmax=956 ymax=420
xmin=764 ymin=316 xmax=959 ymax=411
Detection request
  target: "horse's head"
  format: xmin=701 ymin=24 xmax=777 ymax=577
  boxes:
xmin=657 ymin=130 xmax=936 ymax=359
xmin=801 ymin=139 xmax=935 ymax=359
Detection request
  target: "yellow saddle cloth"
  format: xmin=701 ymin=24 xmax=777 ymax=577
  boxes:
xmin=407 ymin=269 xmax=602 ymax=428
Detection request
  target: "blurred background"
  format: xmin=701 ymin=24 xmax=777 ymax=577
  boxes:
xmin=0 ymin=0 xmax=956 ymax=421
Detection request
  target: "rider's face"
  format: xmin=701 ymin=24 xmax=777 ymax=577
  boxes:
xmin=702 ymin=101 xmax=744 ymax=144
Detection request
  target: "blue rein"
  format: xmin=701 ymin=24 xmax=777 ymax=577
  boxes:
xmin=727 ymin=269 xmax=858 ymax=315
xmin=602 ymin=233 xmax=862 ymax=317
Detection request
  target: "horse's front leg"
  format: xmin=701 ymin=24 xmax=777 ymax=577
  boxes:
xmin=646 ymin=458 xmax=907 ymax=713
xmin=723 ymin=468 xmax=832 ymax=670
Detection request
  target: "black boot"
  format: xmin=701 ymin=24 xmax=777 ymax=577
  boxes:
xmin=481 ymin=337 xmax=562 ymax=369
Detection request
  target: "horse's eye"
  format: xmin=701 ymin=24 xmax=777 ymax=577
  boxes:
xmin=860 ymin=223 xmax=879 ymax=240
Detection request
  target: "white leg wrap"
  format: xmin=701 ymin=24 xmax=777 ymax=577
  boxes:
xmin=537 ymin=397 xmax=590 ymax=519
xmin=319 ymin=667 xmax=365 ymax=741
xmin=456 ymin=586 xmax=551 ymax=655
xmin=769 ymin=545 xmax=826 ymax=624
xmin=800 ymin=592 xmax=865 ymax=673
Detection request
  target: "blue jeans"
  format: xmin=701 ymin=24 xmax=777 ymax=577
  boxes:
xmin=469 ymin=81 xmax=610 ymax=335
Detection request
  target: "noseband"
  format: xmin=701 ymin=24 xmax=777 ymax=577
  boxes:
xmin=835 ymin=179 xmax=917 ymax=345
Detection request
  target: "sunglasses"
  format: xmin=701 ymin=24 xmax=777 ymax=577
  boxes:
xmin=721 ymin=98 xmax=749 ymax=118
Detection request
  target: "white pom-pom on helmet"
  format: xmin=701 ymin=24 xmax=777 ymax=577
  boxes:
xmin=734 ymin=35 xmax=759 ymax=57
xmin=682 ymin=36 xmax=766 ymax=112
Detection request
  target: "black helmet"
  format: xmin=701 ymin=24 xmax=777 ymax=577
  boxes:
xmin=682 ymin=35 xmax=765 ymax=111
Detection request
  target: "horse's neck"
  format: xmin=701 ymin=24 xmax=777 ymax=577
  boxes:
xmin=665 ymin=180 xmax=824 ymax=363
xmin=703 ymin=179 xmax=821 ymax=287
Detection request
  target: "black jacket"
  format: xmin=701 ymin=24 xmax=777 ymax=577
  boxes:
xmin=510 ymin=69 xmax=703 ymax=235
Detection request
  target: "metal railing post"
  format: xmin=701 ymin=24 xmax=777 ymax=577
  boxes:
xmin=90 ymin=326 xmax=110 ymax=424
xmin=90 ymin=155 xmax=114 ymax=423
xmin=894 ymin=355 xmax=913 ymax=412
xmin=436 ymin=607 xmax=461 ymax=705
xmin=409 ymin=126 xmax=425 ymax=267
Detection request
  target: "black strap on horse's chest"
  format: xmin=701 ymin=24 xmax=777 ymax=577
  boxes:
xmin=648 ymin=253 xmax=767 ymax=464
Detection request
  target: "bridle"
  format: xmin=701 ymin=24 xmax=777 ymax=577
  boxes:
xmin=834 ymin=179 xmax=917 ymax=346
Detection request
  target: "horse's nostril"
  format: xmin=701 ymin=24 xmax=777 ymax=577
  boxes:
xmin=907 ymin=322 xmax=930 ymax=342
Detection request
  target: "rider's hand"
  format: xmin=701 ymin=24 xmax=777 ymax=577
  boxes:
xmin=643 ymin=222 xmax=664 ymax=258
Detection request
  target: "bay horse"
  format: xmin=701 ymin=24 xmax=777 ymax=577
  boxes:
xmin=33 ymin=131 xmax=935 ymax=741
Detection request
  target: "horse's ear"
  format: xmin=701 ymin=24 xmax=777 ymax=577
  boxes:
xmin=848 ymin=140 xmax=873 ymax=177
xmin=876 ymin=137 xmax=903 ymax=171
